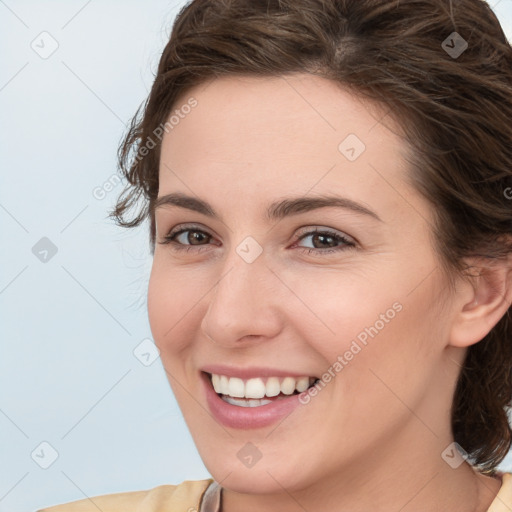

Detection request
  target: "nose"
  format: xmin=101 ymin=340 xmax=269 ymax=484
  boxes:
xmin=200 ymin=249 xmax=284 ymax=347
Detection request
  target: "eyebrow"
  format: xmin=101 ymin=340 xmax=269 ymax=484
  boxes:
xmin=152 ymin=192 xmax=382 ymax=223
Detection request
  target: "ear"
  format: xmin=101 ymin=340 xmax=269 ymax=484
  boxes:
xmin=449 ymin=254 xmax=512 ymax=348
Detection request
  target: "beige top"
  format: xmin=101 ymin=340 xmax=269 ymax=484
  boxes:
xmin=37 ymin=472 xmax=512 ymax=511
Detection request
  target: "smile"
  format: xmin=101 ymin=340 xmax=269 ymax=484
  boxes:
xmin=209 ymin=373 xmax=318 ymax=407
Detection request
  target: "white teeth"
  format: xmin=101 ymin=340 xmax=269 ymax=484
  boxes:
xmin=222 ymin=396 xmax=274 ymax=407
xmin=265 ymin=377 xmax=281 ymax=397
xmin=245 ymin=378 xmax=266 ymax=399
xmin=211 ymin=374 xmax=221 ymax=393
xmin=209 ymin=373 xmax=316 ymax=400
xmin=281 ymin=376 xmax=296 ymax=395
xmin=219 ymin=375 xmax=229 ymax=395
xmin=228 ymin=377 xmax=245 ymax=398
xmin=296 ymin=376 xmax=309 ymax=392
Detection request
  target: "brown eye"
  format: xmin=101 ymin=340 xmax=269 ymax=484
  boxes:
xmin=294 ymin=227 xmax=356 ymax=255
xmin=172 ymin=229 xmax=211 ymax=245
xmin=158 ymin=224 xmax=216 ymax=252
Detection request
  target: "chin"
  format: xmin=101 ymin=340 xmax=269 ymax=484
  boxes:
xmin=213 ymin=469 xmax=295 ymax=495
xmin=203 ymin=453 xmax=313 ymax=495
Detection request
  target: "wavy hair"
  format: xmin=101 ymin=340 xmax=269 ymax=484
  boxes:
xmin=109 ymin=0 xmax=512 ymax=474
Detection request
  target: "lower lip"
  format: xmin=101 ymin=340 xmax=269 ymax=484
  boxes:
xmin=202 ymin=372 xmax=305 ymax=429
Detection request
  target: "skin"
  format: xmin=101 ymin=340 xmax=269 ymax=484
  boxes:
xmin=147 ymin=74 xmax=511 ymax=512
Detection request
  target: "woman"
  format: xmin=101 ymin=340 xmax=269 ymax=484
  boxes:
xmin=38 ymin=0 xmax=512 ymax=510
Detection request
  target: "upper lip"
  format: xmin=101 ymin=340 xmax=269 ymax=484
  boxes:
xmin=201 ymin=364 xmax=318 ymax=380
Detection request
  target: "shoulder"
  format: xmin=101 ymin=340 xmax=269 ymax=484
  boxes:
xmin=487 ymin=472 xmax=512 ymax=512
xmin=36 ymin=478 xmax=213 ymax=512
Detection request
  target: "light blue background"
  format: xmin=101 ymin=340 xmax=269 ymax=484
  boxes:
xmin=1 ymin=1 xmax=511 ymax=510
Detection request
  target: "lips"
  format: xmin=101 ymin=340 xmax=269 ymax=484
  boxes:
xmin=200 ymin=367 xmax=320 ymax=429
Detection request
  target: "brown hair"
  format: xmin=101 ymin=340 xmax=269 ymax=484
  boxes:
xmin=110 ymin=0 xmax=512 ymax=474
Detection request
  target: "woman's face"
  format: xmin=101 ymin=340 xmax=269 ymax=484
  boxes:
xmin=148 ymin=74 xmax=464 ymax=494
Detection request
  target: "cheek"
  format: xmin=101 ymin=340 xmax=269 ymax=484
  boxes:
xmin=326 ymin=285 xmax=446 ymax=424
xmin=147 ymin=261 xmax=205 ymax=354
xmin=294 ymin=267 xmax=442 ymax=397
xmin=285 ymin=267 xmax=401 ymax=352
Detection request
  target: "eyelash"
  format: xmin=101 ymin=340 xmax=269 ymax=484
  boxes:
xmin=158 ymin=224 xmax=356 ymax=256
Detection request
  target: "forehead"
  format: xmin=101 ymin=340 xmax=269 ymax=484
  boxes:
xmin=164 ymin=73 xmax=400 ymax=159
xmin=163 ymin=73 xmax=403 ymax=167
xmin=158 ymin=73 xmax=418 ymax=224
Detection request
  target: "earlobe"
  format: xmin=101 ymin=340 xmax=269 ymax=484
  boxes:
xmin=449 ymin=259 xmax=512 ymax=349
